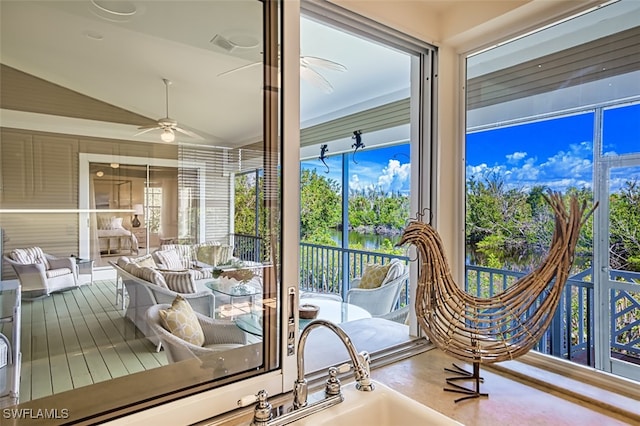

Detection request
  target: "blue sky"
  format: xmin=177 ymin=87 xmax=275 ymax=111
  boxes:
xmin=300 ymin=104 xmax=638 ymax=195
xmin=467 ymin=104 xmax=639 ymax=192
xmin=301 ymin=144 xmax=411 ymax=195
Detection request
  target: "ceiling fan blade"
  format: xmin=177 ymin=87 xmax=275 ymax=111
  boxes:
xmin=134 ymin=126 xmax=161 ymax=136
xmin=301 ymin=56 xmax=347 ymax=72
xmin=301 ymin=66 xmax=334 ymax=94
xmin=218 ymin=61 xmax=261 ymax=77
xmin=174 ymin=126 xmax=202 ymax=139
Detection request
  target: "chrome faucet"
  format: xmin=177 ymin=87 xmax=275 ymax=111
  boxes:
xmin=246 ymin=319 xmax=374 ymax=426
xmin=293 ymin=319 xmax=374 ymax=409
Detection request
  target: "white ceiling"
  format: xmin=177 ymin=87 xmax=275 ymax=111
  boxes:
xmin=0 ymin=0 xmax=411 ymax=149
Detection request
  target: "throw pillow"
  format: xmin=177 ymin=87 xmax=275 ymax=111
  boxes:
xmin=130 ymin=254 xmax=156 ymax=269
xmin=162 ymin=270 xmax=197 ymax=293
xmin=159 ymin=295 xmax=205 ymax=347
xmin=196 ymin=245 xmax=217 ymax=266
xmin=110 ymin=217 xmax=124 ymax=229
xmin=139 ymin=267 xmax=168 ymax=288
xmin=155 ymin=249 xmax=184 ymax=270
xmin=97 ymin=215 xmax=113 ymax=230
xmin=116 ymin=256 xmax=130 ymax=269
xmin=359 ymin=263 xmax=392 ymax=289
xmin=160 ymin=244 xmax=193 ymax=269
xmin=217 ymin=245 xmax=233 ymax=265
xmin=11 ymin=247 xmax=50 ymax=269
xmin=385 ymin=259 xmax=405 ymax=282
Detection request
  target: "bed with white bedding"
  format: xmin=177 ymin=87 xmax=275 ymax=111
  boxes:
xmin=97 ymin=216 xmax=139 ymax=255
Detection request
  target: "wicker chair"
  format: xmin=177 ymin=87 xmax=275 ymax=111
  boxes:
xmin=145 ymin=303 xmax=249 ymax=363
xmin=4 ymin=247 xmax=78 ymax=298
xmin=346 ymin=259 xmax=408 ymax=317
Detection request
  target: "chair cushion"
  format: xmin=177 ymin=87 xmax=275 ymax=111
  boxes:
xmin=359 ymin=263 xmax=392 ymax=289
xmin=10 ymin=247 xmax=50 ymax=269
xmin=159 ymin=295 xmax=205 ymax=346
xmin=161 ymin=270 xmax=197 ymax=293
xmin=155 ymin=249 xmax=184 ymax=270
xmin=46 ymin=267 xmax=73 ymax=278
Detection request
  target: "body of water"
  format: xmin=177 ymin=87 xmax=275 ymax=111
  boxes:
xmin=328 ymin=229 xmax=401 ymax=250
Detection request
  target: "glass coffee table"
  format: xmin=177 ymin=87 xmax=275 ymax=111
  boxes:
xmin=206 ymin=280 xmax=261 ymax=319
xmin=234 ymin=297 xmax=372 ymax=337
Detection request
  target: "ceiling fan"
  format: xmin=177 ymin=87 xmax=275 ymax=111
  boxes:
xmin=135 ymin=78 xmax=201 ymax=143
xmin=216 ymin=48 xmax=347 ymax=94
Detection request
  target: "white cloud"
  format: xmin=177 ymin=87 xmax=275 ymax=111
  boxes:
xmin=377 ymin=159 xmax=410 ymax=194
xmin=506 ymin=151 xmax=527 ymax=163
xmin=467 ymin=141 xmax=594 ymax=191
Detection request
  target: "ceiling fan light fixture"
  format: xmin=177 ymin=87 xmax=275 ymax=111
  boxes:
xmin=160 ymin=128 xmax=175 ymax=143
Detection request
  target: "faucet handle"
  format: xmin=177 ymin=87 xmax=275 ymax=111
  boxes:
xmin=325 ymin=366 xmax=342 ymax=396
xmin=336 ymin=362 xmax=351 ymax=374
xmin=355 ymin=351 xmax=374 ymax=391
xmin=246 ymin=390 xmax=272 ymax=426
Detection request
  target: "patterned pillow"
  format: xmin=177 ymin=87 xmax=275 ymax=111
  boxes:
xmin=159 ymin=295 xmax=205 ymax=346
xmin=196 ymin=245 xmax=217 ymax=266
xmin=161 ymin=270 xmax=196 ymax=293
xmin=124 ymin=262 xmax=142 ymax=277
xmin=130 ymin=254 xmax=156 ymax=269
xmin=11 ymin=247 xmax=50 ymax=269
xmin=160 ymin=244 xmax=193 ymax=269
xmin=359 ymin=263 xmax=392 ymax=289
xmin=155 ymin=249 xmax=184 ymax=270
xmin=217 ymin=245 xmax=234 ymax=265
xmin=116 ymin=256 xmax=131 ymax=268
xmin=385 ymin=260 xmax=405 ymax=282
xmin=139 ymin=267 xmax=168 ymax=288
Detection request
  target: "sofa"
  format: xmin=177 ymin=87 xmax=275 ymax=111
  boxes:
xmin=113 ymin=242 xmax=265 ymax=344
xmin=151 ymin=242 xmax=236 ymax=279
xmin=111 ymin=255 xmax=215 ymax=347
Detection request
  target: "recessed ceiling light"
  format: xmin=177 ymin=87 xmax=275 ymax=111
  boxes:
xmin=110 ymin=163 xmax=120 ymax=169
xmin=91 ymin=0 xmax=137 ymax=16
xmin=90 ymin=0 xmax=137 ymax=23
xmin=96 ymin=171 xmax=104 ymax=177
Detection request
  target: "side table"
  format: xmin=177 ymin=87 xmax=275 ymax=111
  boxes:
xmin=75 ymin=257 xmax=94 ymax=285
xmin=131 ymin=227 xmax=147 ymax=250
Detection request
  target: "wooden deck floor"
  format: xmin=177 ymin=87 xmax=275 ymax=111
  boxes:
xmin=2 ymin=280 xmax=166 ymax=404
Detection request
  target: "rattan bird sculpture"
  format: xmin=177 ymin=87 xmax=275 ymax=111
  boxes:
xmin=397 ymin=192 xmax=596 ymax=402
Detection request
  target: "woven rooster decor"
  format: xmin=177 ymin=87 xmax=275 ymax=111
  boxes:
xmin=398 ymin=192 xmax=596 ymax=402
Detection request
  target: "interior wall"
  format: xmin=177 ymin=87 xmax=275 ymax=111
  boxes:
xmin=0 ymin=127 xmax=175 ymax=279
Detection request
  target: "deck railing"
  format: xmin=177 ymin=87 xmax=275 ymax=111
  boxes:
xmin=298 ymin=242 xmax=410 ymax=304
xmin=233 ymin=235 xmax=410 ymax=302
xmin=465 ymin=265 xmax=640 ymax=366
xmin=233 ymin=234 xmax=638 ymax=365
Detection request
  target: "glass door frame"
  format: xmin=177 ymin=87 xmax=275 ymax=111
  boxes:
xmin=593 ymin=111 xmax=640 ymax=381
xmin=79 ymin=153 xmax=207 ymax=261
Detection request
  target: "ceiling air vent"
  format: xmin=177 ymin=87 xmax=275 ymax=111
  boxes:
xmin=210 ymin=34 xmax=236 ymax=52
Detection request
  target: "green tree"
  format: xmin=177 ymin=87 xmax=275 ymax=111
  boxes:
xmin=300 ymin=169 xmax=341 ymax=242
